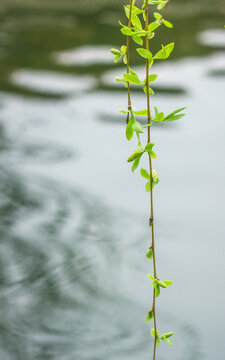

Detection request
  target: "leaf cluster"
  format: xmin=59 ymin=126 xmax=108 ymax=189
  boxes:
xmin=147 ymin=274 xmax=173 ymax=298
xmin=151 ymin=328 xmax=174 ymax=346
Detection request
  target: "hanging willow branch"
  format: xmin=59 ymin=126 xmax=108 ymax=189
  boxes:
xmin=111 ymin=0 xmax=186 ymax=359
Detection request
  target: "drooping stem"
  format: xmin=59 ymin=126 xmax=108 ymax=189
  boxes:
xmin=126 ymin=0 xmax=133 ymax=121
xmin=144 ymin=1 xmax=158 ymax=359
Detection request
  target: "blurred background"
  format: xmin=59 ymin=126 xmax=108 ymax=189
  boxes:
xmin=0 ymin=0 xmax=224 ymax=359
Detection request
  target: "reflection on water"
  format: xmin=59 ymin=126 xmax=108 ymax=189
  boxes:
xmin=0 ymin=0 xmax=224 ymax=359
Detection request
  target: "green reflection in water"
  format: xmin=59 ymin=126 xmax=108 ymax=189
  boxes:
xmin=0 ymin=0 xmax=224 ymax=97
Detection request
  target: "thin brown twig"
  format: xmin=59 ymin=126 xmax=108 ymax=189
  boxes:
xmin=126 ymin=0 xmax=133 ymax=123
xmin=144 ymin=1 xmax=157 ymax=358
xmin=144 ymin=1 xmax=172 ymax=358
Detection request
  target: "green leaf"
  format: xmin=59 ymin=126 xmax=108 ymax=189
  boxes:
xmin=145 ymin=248 xmax=153 ymax=260
xmin=129 ymin=68 xmax=138 ymax=77
xmin=132 ymin=34 xmax=143 ymax=45
xmin=126 ymin=114 xmax=135 ymax=140
xmin=143 ymin=85 xmax=154 ymax=95
xmin=121 ymin=27 xmax=132 ymax=36
xmin=137 ymin=48 xmax=153 ymax=60
xmin=166 ymin=339 xmax=173 ymax=344
xmin=158 ymin=281 xmax=167 ymax=288
xmin=146 ymin=311 xmax=153 ymax=322
xmin=120 ymin=45 xmax=127 ymax=54
xmin=140 ymin=168 xmax=150 ymax=179
xmin=151 ymin=328 xmax=161 ymax=338
xmin=131 ymin=14 xmax=142 ymax=29
xmin=148 ymin=22 xmax=161 ymax=32
xmin=163 ymin=332 xmax=174 ymax=338
xmin=114 ymin=53 xmax=122 ymax=63
xmin=156 ymin=338 xmax=160 ymax=347
xmin=150 ymin=150 xmax=157 ymax=159
xmin=154 ymin=42 xmax=174 ymax=60
xmin=133 ymin=109 xmax=148 ymax=116
xmin=149 ymin=74 xmax=158 ymax=82
xmin=111 ymin=48 xmax=120 ymax=55
xmin=147 ymin=274 xmax=155 ymax=281
xmin=151 ymin=328 xmax=156 ymax=338
xmin=145 ymin=181 xmax=150 ymax=192
xmin=165 ymin=106 xmax=186 ymax=118
xmin=123 ymin=73 xmax=142 ymax=85
xmin=124 ymin=5 xmax=131 ymax=19
xmin=155 ymin=112 xmax=164 ymax=122
xmin=155 ymin=284 xmax=160 ymax=297
xmin=163 ymin=280 xmax=173 ymax=286
xmin=158 ymin=1 xmax=167 ymax=10
xmin=132 ymin=155 xmax=141 ymax=172
xmin=132 ymin=121 xmax=143 ymax=133
xmin=163 ymin=20 xmax=173 ymax=28
xmin=123 ymin=54 xmax=127 ymax=64
xmin=164 ymin=106 xmax=186 ymax=120
xmin=119 ymin=110 xmax=128 ymax=114
xmin=145 ymin=143 xmax=154 ymax=152
xmin=153 ymin=12 xmax=161 ymax=20
xmin=164 ymin=114 xmax=185 ymax=122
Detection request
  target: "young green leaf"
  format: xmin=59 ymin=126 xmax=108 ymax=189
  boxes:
xmin=155 ymin=284 xmax=160 ymax=297
xmin=110 ymin=48 xmax=120 ymax=55
xmin=145 ymin=181 xmax=150 ymax=192
xmin=148 ymin=22 xmax=161 ymax=32
xmin=147 ymin=274 xmax=155 ymax=281
xmin=154 ymin=42 xmax=174 ymax=60
xmin=120 ymin=45 xmax=127 ymax=54
xmin=163 ymin=332 xmax=174 ymax=338
xmin=156 ymin=338 xmax=160 ymax=347
xmin=123 ymin=54 xmax=127 ymax=64
xmin=146 ymin=310 xmax=153 ymax=322
xmin=163 ymin=280 xmax=173 ymax=286
xmin=151 ymin=328 xmax=161 ymax=338
xmin=164 ymin=114 xmax=185 ymax=122
xmin=119 ymin=110 xmax=128 ymax=114
xmin=145 ymin=248 xmax=153 ymax=260
xmin=123 ymin=73 xmax=142 ymax=85
xmin=126 ymin=114 xmax=135 ymax=140
xmin=163 ymin=20 xmax=173 ymax=28
xmin=114 ymin=53 xmax=122 ymax=63
xmin=158 ymin=1 xmax=167 ymax=10
xmin=133 ymin=109 xmax=148 ymax=116
xmin=121 ymin=26 xmax=132 ymax=36
xmin=150 ymin=150 xmax=157 ymax=159
xmin=149 ymin=74 xmax=158 ymax=82
xmin=137 ymin=48 xmax=153 ymax=60
xmin=143 ymin=85 xmax=154 ymax=95
xmin=140 ymin=168 xmax=150 ymax=179
xmin=145 ymin=143 xmax=154 ymax=152
xmin=132 ymin=155 xmax=141 ymax=172
xmin=158 ymin=280 xmax=167 ymax=288
xmin=132 ymin=121 xmax=144 ymax=133
xmin=153 ymin=12 xmax=161 ymax=20
xmin=132 ymin=34 xmax=143 ymax=45
xmin=155 ymin=112 xmax=164 ymax=122
xmin=164 ymin=106 xmax=186 ymax=120
xmin=151 ymin=328 xmax=156 ymax=338
xmin=131 ymin=14 xmax=142 ymax=29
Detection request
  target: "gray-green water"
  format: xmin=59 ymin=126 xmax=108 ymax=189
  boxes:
xmin=0 ymin=1 xmax=225 ymax=359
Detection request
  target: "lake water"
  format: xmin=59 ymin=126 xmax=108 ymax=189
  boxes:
xmin=0 ymin=1 xmax=224 ymax=359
